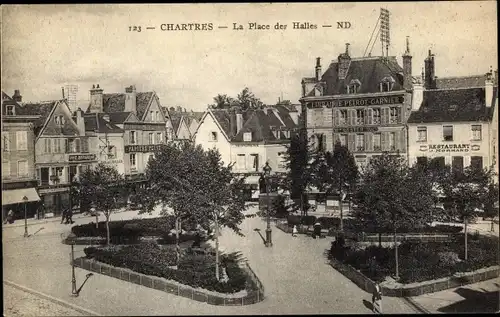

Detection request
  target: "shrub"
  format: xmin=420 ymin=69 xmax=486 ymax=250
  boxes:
xmin=317 ymin=217 xmax=340 ymax=229
xmin=82 ymin=245 xmax=247 ymax=293
xmin=287 ymin=215 xmax=301 ymax=226
xmin=438 ymin=251 xmax=461 ymax=267
xmin=300 ymin=215 xmax=317 ymax=226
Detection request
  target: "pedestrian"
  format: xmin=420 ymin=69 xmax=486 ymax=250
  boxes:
xmin=372 ymin=283 xmax=383 ymax=314
xmin=61 ymin=208 xmax=67 ymax=224
xmin=313 ymin=220 xmax=322 ymax=239
xmin=66 ymin=207 xmax=74 ymax=224
xmin=5 ymin=209 xmax=14 ymax=224
xmin=292 ymin=224 xmax=298 ymax=237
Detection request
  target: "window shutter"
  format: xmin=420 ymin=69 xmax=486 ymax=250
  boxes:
xmin=348 ymin=110 xmax=354 ymax=125
xmin=367 ymin=109 xmax=373 ymax=125
xmin=381 ymin=108 xmax=388 ymax=125
xmin=394 ymin=130 xmax=401 ymax=152
xmin=381 ymin=132 xmax=388 ymax=151
xmin=348 ymin=133 xmax=356 ymax=152
xmin=366 ymin=133 xmax=372 ymax=152
xmin=333 ymin=110 xmax=340 ymax=126
xmin=65 ymin=139 xmax=69 ymax=153
xmin=398 ymin=107 xmax=403 ymax=123
xmin=399 ymin=129 xmax=406 ymax=153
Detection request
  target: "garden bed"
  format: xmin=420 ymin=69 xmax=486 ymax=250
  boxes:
xmin=329 ymin=233 xmax=499 ymax=285
xmin=77 ymin=243 xmax=264 ymax=305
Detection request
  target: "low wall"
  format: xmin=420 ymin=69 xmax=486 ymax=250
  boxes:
xmin=329 ymin=258 xmax=500 ymax=297
xmin=73 ymin=257 xmax=265 ymax=305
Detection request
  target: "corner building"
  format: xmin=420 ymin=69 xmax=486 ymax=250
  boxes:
xmin=300 ymin=43 xmax=413 ymax=169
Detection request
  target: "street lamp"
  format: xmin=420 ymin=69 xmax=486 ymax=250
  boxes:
xmin=68 ymin=232 xmax=93 ymax=297
xmin=23 ymin=196 xmax=29 ymax=237
xmin=263 ymin=162 xmax=273 ymax=247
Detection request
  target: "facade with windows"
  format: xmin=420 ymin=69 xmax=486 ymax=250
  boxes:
xmin=300 ymin=43 xmax=413 ymax=170
xmin=193 ymin=104 xmax=300 ymax=199
xmin=1 ymin=91 xmax=42 ymax=219
xmin=407 ymin=55 xmax=497 ymax=177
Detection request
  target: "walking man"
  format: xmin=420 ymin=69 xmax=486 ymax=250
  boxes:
xmin=292 ymin=224 xmax=298 ymax=237
xmin=372 ymin=283 xmax=383 ymax=314
xmin=60 ymin=208 xmax=67 ymax=224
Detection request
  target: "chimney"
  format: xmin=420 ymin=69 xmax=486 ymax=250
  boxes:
xmin=402 ymin=36 xmax=412 ymax=90
xmin=12 ymin=90 xmax=22 ymax=103
xmin=61 ymin=87 xmax=65 ymax=99
xmin=485 ymin=67 xmax=494 ymax=108
xmin=412 ymin=77 xmax=424 ymax=111
xmin=89 ymin=84 xmax=103 ymax=113
xmin=125 ymin=85 xmax=137 ymax=113
xmin=76 ymin=108 xmax=85 ymax=135
xmin=424 ymin=50 xmax=436 ymax=89
xmin=315 ymin=57 xmax=322 ymax=81
xmin=338 ymin=43 xmax=351 ymax=80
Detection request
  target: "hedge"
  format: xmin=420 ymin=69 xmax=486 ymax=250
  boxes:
xmin=84 ymin=243 xmax=247 ymax=293
xmin=329 ymin=233 xmax=499 ymax=283
xmin=71 ymin=217 xmax=177 ymax=237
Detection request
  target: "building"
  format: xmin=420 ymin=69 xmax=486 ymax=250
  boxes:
xmin=193 ymin=104 xmax=300 ymax=198
xmin=85 ymin=84 xmax=171 ymax=190
xmin=407 ymin=51 xmax=498 ymax=180
xmin=300 ymin=42 xmax=414 ymax=170
xmin=163 ymin=107 xmax=204 ymax=141
xmin=2 ymin=91 xmax=42 ymax=219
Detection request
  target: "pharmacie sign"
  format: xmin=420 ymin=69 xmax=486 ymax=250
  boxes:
xmin=427 ymin=144 xmax=479 ymax=153
xmin=307 ymin=95 xmax=404 ymax=109
xmin=69 ymin=154 xmax=96 ymax=162
xmin=125 ymin=144 xmax=162 ymax=153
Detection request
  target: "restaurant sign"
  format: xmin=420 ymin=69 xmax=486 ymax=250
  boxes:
xmin=307 ymin=95 xmax=404 ymax=109
xmin=333 ymin=126 xmax=379 ymax=133
xmin=125 ymin=144 xmax=162 ymax=153
xmin=426 ymin=144 xmax=478 ymax=153
xmin=69 ymin=154 xmax=96 ymax=162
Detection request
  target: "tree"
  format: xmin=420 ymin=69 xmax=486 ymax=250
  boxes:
xmin=79 ymin=163 xmax=125 ymax=245
xmin=352 ymin=153 xmax=434 ymax=279
xmin=483 ymin=182 xmax=499 ymax=231
xmin=439 ymin=165 xmax=495 ymax=260
xmin=207 ymin=88 xmax=265 ymax=110
xmin=280 ymin=133 xmax=315 ymax=216
xmin=311 ymin=142 xmax=358 ymax=231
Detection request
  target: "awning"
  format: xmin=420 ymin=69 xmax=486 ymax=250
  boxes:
xmin=2 ymin=188 xmax=41 ymax=206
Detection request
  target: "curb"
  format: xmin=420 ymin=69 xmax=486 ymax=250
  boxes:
xmin=403 ymin=297 xmax=432 ymax=314
xmin=3 ymin=280 xmax=102 ymax=316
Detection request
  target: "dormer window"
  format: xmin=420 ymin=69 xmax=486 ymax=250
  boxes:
xmin=380 ymin=76 xmax=395 ymax=92
xmin=347 ymin=79 xmax=361 ymax=94
xmin=6 ymin=105 xmax=14 ymax=116
xmin=54 ymin=116 xmax=65 ymax=126
xmin=283 ymin=130 xmax=290 ymax=139
xmin=243 ymin=132 xmax=252 ymax=142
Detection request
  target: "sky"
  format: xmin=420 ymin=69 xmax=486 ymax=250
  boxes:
xmin=1 ymin=2 xmax=498 ymax=111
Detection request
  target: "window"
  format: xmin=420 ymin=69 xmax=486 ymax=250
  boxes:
xmin=40 ymin=167 xmax=49 ymax=185
xmin=316 ymin=133 xmax=325 ymax=152
xmin=243 ymin=132 xmax=252 ymax=142
xmin=417 ymin=127 xmax=427 ymax=142
xmin=470 ymin=156 xmax=483 ymax=170
xmin=355 ymin=134 xmax=365 ymax=151
xmin=17 ymin=160 xmax=28 ymax=177
xmin=55 ymin=116 xmax=60 ymax=125
xmin=156 ymin=132 xmax=163 ymax=144
xmin=236 ymin=154 xmax=246 ymax=170
xmin=81 ymin=138 xmax=89 ymax=153
xmin=46 ymin=138 xmax=52 ymax=153
xmin=148 ymin=133 xmax=154 ymax=145
xmin=150 ymin=111 xmax=155 ymax=122
xmin=416 ymin=156 xmax=428 ymax=167
xmin=373 ymin=108 xmax=381 ymax=124
xmin=452 ymin=156 xmax=464 ymax=173
xmin=389 ymin=132 xmax=396 ymax=151
xmin=210 ymin=132 xmax=218 ymax=141
xmin=250 ymin=154 xmax=259 ymax=171
xmin=356 ymin=109 xmax=365 ymax=125
xmin=347 ymin=79 xmax=361 ymax=94
xmin=67 ymin=138 xmax=80 ymax=153
xmin=130 ymin=154 xmax=137 ymax=169
xmin=339 ymin=134 xmax=347 ymax=146
xmin=156 ymin=111 xmax=160 ymax=122
xmin=340 ymin=110 xmax=348 ymax=125
xmin=130 ymin=131 xmax=136 ymax=144
xmin=108 ymin=145 xmax=116 ymax=159
xmin=471 ymin=125 xmax=482 ymax=141
xmin=61 ymin=116 xmax=66 ymax=125
xmin=55 ymin=139 xmax=62 ymax=153
xmin=2 ymin=161 xmax=10 ymax=179
xmin=2 ymin=132 xmax=10 ymax=152
xmin=389 ymin=107 xmax=399 ymax=123
xmin=6 ymin=105 xmax=14 ymax=115
xmin=443 ymin=125 xmax=453 ymax=141
xmin=380 ymin=77 xmax=395 ymax=92
xmin=373 ymin=133 xmax=381 ymax=151
xmin=16 ymin=131 xmax=27 ymax=151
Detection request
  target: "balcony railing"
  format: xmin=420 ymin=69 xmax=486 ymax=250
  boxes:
xmin=356 ymin=146 xmax=365 ymax=152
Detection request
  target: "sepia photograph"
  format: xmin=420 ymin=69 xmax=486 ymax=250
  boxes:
xmin=1 ymin=2 xmax=499 ymax=315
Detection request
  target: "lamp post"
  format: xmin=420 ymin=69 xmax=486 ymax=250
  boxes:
xmin=23 ymin=196 xmax=29 ymax=237
xmin=68 ymin=233 xmax=78 ymax=295
xmin=263 ymin=162 xmax=273 ymax=247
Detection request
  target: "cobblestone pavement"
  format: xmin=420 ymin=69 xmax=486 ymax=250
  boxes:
xmin=3 ymin=205 xmax=418 ymax=315
xmin=3 ymin=283 xmax=85 ymax=316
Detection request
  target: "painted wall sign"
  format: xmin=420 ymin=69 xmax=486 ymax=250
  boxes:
xmin=333 ymin=126 xmax=379 ymax=133
xmin=69 ymin=154 xmax=96 ymax=162
xmin=307 ymin=95 xmax=404 ymax=109
xmin=125 ymin=144 xmax=162 ymax=153
xmin=428 ymin=144 xmax=471 ymax=153
xmin=106 ymin=159 xmax=124 ymax=164
xmin=39 ymin=187 xmax=69 ymax=194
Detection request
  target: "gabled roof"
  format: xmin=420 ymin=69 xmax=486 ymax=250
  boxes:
xmin=83 ymin=113 xmax=124 ymax=133
xmin=100 ymin=92 xmax=155 ymax=120
xmin=107 ymin=112 xmax=133 ymax=124
xmin=407 ymin=87 xmax=492 ymax=123
xmin=13 ymin=100 xmax=59 ymax=136
xmin=320 ymin=56 xmax=404 ymax=95
xmin=436 ymin=75 xmax=487 ymax=89
xmin=170 ymin=115 xmax=182 ymax=135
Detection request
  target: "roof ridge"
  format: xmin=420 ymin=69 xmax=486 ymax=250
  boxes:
xmin=437 ymin=74 xmax=486 ymax=80
xmin=428 ymin=87 xmax=485 ymax=91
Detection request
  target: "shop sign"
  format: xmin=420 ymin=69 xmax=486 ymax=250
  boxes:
xmin=69 ymin=154 xmax=96 ymax=162
xmin=307 ymin=95 xmax=404 ymax=109
xmin=39 ymin=187 xmax=69 ymax=194
xmin=333 ymin=126 xmax=379 ymax=133
xmin=125 ymin=144 xmax=162 ymax=153
xmin=428 ymin=144 xmax=472 ymax=153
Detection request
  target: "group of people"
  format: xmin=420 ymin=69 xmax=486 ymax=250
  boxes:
xmin=291 ymin=221 xmax=324 ymax=239
xmin=60 ymin=208 xmax=74 ymax=224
